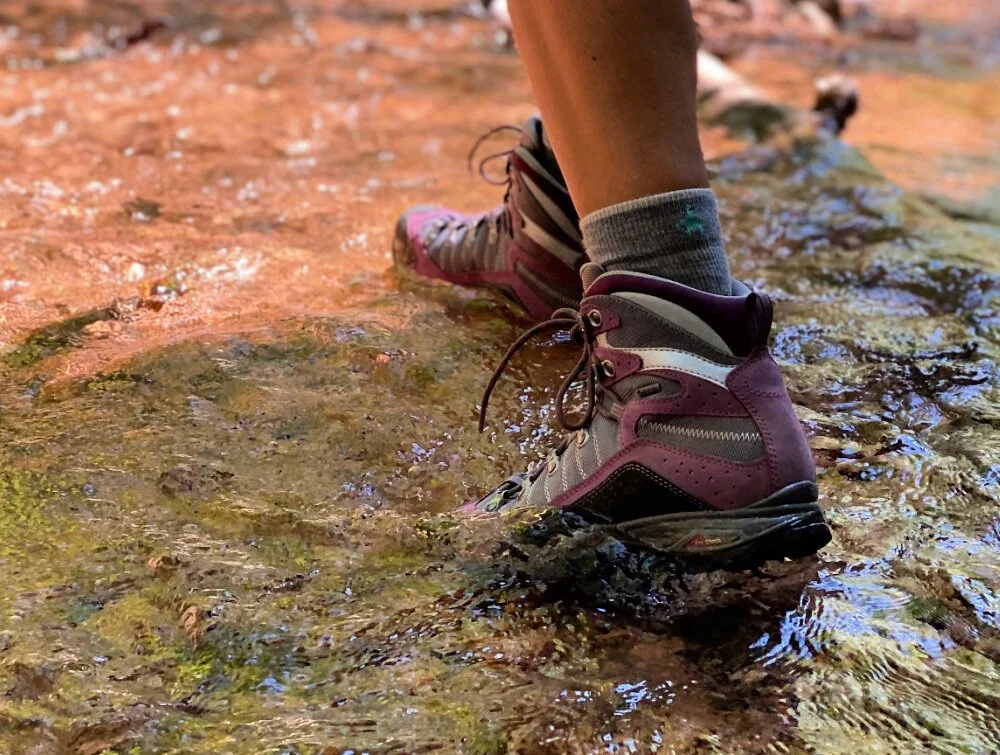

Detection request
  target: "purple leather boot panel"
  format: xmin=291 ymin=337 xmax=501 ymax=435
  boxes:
xmin=727 ymin=349 xmax=817 ymax=491
xmin=546 ymin=440 xmax=770 ymax=513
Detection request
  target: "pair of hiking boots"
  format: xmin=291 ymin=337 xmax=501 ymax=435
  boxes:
xmin=394 ymin=117 xmax=830 ymax=566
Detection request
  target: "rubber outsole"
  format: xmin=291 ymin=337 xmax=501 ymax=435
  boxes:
xmin=586 ymin=482 xmax=831 ymax=569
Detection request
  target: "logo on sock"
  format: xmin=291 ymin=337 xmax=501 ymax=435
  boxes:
xmin=679 ymin=205 xmax=705 ymax=237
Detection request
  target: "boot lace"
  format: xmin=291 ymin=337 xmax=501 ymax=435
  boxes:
xmin=424 ymin=124 xmax=526 ymax=264
xmin=478 ymin=307 xmax=607 ymax=498
xmin=467 ymin=123 xmax=524 ymax=186
xmin=454 ymin=124 xmax=525 ymax=247
xmin=479 ymin=307 xmax=603 ymax=435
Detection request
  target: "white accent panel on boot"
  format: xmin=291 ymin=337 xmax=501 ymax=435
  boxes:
xmin=597 ymin=334 xmax=735 ymax=388
xmin=521 ymin=213 xmax=582 ymax=269
xmin=515 ymin=147 xmax=568 ymax=197
xmin=518 ymin=166 xmax=581 ymax=242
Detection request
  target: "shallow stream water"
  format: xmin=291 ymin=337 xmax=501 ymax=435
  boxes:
xmin=0 ymin=2 xmax=998 ymax=753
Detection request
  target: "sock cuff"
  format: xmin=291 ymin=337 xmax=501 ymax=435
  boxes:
xmin=580 ymin=187 xmax=718 ymax=232
xmin=579 ymin=187 xmax=731 ymax=295
xmin=580 ymin=187 xmax=724 ymax=261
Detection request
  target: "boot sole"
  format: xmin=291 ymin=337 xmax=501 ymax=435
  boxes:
xmin=597 ymin=482 xmax=831 ymax=569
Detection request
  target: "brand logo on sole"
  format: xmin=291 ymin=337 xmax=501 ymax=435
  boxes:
xmin=684 ymin=534 xmax=733 ymax=550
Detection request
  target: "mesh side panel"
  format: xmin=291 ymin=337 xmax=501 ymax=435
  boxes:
xmin=653 ymin=416 xmax=760 ymax=432
xmin=525 ymin=463 xmax=552 ymax=507
xmin=491 ymin=222 xmax=507 ymax=272
xmin=427 ymin=226 xmax=467 ymax=273
xmin=470 ymin=221 xmax=488 ymax=272
xmin=522 ymin=413 xmax=621 ymax=507
xmin=637 ymin=415 xmax=764 ymax=463
xmin=601 ymin=296 xmax=740 ymax=365
xmin=589 ymin=413 xmax=621 ymax=467
xmin=464 ymin=210 xmax=510 ymax=274
xmin=577 ymin=423 xmax=601 ymax=480
xmin=427 ymin=221 xmax=498 ymax=275
xmin=561 ymin=440 xmax=585 ymax=492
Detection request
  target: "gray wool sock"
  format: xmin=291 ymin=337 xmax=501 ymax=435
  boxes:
xmin=580 ymin=188 xmax=731 ymax=295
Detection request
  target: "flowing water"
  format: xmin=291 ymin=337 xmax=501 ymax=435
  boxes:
xmin=0 ymin=2 xmax=998 ymax=753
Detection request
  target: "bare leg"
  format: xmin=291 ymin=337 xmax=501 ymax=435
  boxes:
xmin=506 ymin=0 xmax=729 ymax=294
xmin=507 ymin=0 xmax=708 ymax=217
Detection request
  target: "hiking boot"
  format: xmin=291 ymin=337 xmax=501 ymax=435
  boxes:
xmin=394 ymin=117 xmax=585 ymax=321
xmin=468 ymin=264 xmax=831 ymax=568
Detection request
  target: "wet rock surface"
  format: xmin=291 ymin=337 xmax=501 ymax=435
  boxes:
xmin=0 ymin=2 xmax=999 ymax=753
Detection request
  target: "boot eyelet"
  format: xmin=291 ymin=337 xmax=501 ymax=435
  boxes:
xmin=546 ymin=457 xmax=558 ymax=475
xmin=576 ymin=430 xmax=589 ymax=447
xmin=587 ymin=310 xmax=602 ymax=327
xmin=601 ymin=359 xmax=616 ymax=379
